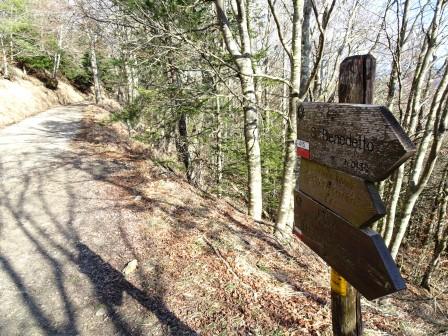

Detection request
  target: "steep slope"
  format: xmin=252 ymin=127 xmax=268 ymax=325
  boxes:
xmin=0 ymin=67 xmax=84 ymax=128
xmin=76 ymin=105 xmax=447 ymax=336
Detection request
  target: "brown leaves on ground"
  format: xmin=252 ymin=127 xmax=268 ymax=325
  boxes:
xmin=75 ymin=105 xmax=447 ymax=336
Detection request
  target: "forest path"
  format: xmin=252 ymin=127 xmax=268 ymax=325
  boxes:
xmin=0 ymin=105 xmax=195 ymax=336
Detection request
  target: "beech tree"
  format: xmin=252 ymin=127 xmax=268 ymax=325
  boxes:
xmin=213 ymin=0 xmax=263 ymax=220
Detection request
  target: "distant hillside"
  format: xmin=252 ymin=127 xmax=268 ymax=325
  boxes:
xmin=0 ymin=67 xmax=85 ymax=128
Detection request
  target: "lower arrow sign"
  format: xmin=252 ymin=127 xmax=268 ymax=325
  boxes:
xmin=294 ymin=190 xmax=405 ymax=300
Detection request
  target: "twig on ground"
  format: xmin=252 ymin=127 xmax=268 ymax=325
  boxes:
xmin=202 ymin=235 xmax=258 ymax=299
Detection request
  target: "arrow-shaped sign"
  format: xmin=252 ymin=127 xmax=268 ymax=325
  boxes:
xmin=299 ymin=159 xmax=385 ymax=228
xmin=297 ymin=102 xmax=416 ymax=181
xmin=294 ymin=191 xmax=406 ymax=300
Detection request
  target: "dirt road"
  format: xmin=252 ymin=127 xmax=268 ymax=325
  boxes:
xmin=0 ymin=105 xmax=196 ymax=336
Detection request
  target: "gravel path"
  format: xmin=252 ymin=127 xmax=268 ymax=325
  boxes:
xmin=0 ymin=105 xmax=196 ymax=336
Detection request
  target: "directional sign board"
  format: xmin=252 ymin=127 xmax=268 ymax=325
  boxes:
xmin=294 ymin=191 xmax=406 ymax=300
xmin=296 ymin=103 xmax=416 ymax=181
xmin=299 ymin=159 xmax=385 ymax=228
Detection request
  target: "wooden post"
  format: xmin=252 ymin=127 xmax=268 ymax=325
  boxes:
xmin=331 ymin=270 xmax=362 ymax=335
xmin=331 ymin=54 xmax=375 ymax=336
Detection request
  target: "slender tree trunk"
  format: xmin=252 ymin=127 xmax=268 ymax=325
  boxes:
xmin=382 ymin=0 xmax=410 ymax=243
xmin=1 ymin=35 xmax=9 ymax=79
xmin=384 ymin=168 xmax=404 ymax=246
xmin=281 ymin=49 xmax=288 ymax=148
xmin=424 ymin=167 xmax=447 ymax=245
xmin=390 ymin=95 xmax=448 ymax=258
xmin=275 ymin=0 xmax=303 ymax=238
xmin=421 ymin=167 xmax=448 ymax=289
xmin=404 ymin=0 xmax=443 ymax=134
xmin=124 ymin=52 xmax=139 ymax=103
xmin=53 ymin=54 xmax=61 ymax=78
xmin=299 ymin=0 xmax=312 ymax=98
xmin=53 ymin=27 xmax=63 ymax=78
xmin=240 ymin=65 xmax=263 ymax=220
xmin=385 ymin=0 xmax=445 ymax=253
xmin=216 ymin=92 xmax=223 ymax=195
xmin=89 ymin=34 xmax=102 ymax=104
xmin=214 ymin=0 xmax=263 ymax=220
xmin=386 ymin=0 xmax=409 ymax=110
xmin=124 ymin=58 xmax=132 ymax=103
xmin=9 ymin=33 xmax=13 ymax=63
xmin=373 ymin=180 xmax=386 ymax=232
xmin=177 ymin=111 xmax=195 ymax=184
xmin=421 ymin=239 xmax=447 ymax=290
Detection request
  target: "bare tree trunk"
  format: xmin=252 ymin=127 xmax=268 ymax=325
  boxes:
xmin=52 ymin=27 xmax=64 ymax=78
xmin=299 ymin=0 xmax=312 ymax=97
xmin=275 ymin=0 xmax=303 ymax=238
xmin=240 ymin=64 xmax=263 ymax=220
xmin=124 ymin=58 xmax=132 ymax=103
xmin=391 ymin=92 xmax=448 ymax=258
xmin=214 ymin=0 xmax=263 ymax=220
xmin=385 ymin=0 xmax=445 ymax=253
xmin=403 ymin=0 xmax=443 ymax=134
xmin=124 ymin=52 xmax=139 ymax=103
xmin=382 ymin=0 xmax=410 ymax=245
xmin=425 ymin=167 xmax=447 ymax=245
xmin=385 ymin=0 xmax=410 ymax=110
xmin=421 ymin=167 xmax=448 ymax=289
xmin=89 ymin=34 xmax=102 ymax=104
xmin=1 ymin=34 xmax=9 ymax=79
xmin=281 ymin=49 xmax=288 ymax=148
xmin=216 ymin=92 xmax=223 ymax=195
xmin=176 ymin=111 xmax=196 ymax=184
xmin=373 ymin=180 xmax=386 ymax=232
xmin=384 ymin=168 xmax=404 ymax=246
xmin=9 ymin=33 xmax=12 ymax=63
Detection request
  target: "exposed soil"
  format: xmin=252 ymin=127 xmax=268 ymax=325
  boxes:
xmin=0 ymin=104 xmax=446 ymax=335
xmin=0 ymin=67 xmax=84 ymax=128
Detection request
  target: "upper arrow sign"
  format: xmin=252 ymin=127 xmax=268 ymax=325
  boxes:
xmin=296 ymin=102 xmax=416 ymax=181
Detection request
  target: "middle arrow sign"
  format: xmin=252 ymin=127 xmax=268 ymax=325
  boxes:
xmin=297 ymin=103 xmax=416 ymax=181
xmin=299 ymin=159 xmax=385 ymax=228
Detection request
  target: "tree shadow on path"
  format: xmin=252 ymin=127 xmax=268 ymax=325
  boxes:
xmin=76 ymin=243 xmax=197 ymax=336
xmin=0 ymin=106 xmax=197 ymax=336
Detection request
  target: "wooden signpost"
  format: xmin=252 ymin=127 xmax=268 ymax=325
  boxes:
xmin=294 ymin=55 xmax=416 ymax=335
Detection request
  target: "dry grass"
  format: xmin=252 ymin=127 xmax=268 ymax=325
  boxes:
xmin=75 ymin=105 xmax=448 ymax=335
xmin=0 ymin=67 xmax=84 ymax=128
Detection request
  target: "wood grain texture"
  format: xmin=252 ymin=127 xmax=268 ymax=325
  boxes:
xmin=299 ymin=159 xmax=385 ymax=227
xmin=294 ymin=191 xmax=406 ymax=300
xmin=296 ymin=102 xmax=416 ymax=181
xmin=338 ymin=54 xmax=376 ymax=105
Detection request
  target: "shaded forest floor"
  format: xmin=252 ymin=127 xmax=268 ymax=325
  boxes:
xmin=76 ymin=105 xmax=448 ymax=335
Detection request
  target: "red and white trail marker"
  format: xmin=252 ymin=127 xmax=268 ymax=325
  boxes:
xmin=296 ymin=139 xmax=310 ymax=159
